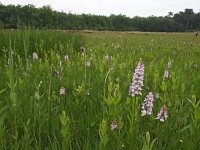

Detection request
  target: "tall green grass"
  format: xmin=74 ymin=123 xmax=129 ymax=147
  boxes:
xmin=0 ymin=30 xmax=200 ymax=149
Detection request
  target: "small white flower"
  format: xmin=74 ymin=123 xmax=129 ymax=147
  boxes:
xmin=59 ymin=87 xmax=65 ymax=95
xmin=64 ymin=55 xmax=69 ymax=63
xmin=193 ymin=64 xmax=198 ymax=68
xmin=167 ymin=61 xmax=172 ymax=68
xmin=163 ymin=70 xmax=169 ymax=80
xmin=86 ymin=60 xmax=91 ymax=67
xmin=86 ymin=57 xmax=92 ymax=67
xmin=105 ymin=54 xmax=109 ymax=61
xmin=38 ymin=81 xmax=42 ymax=87
xmin=33 ymin=52 xmax=38 ymax=60
xmin=111 ymin=120 xmax=117 ymax=131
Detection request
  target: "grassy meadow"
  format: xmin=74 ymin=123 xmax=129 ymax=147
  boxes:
xmin=0 ymin=29 xmax=200 ymax=149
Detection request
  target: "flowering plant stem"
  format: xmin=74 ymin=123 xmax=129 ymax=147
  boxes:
xmin=84 ymin=52 xmax=87 ymax=83
xmin=129 ymin=96 xmax=139 ymax=148
xmin=8 ymin=36 xmax=18 ymax=146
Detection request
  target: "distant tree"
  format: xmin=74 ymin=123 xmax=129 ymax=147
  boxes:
xmin=167 ymin=12 xmax=174 ymax=17
xmin=174 ymin=9 xmax=195 ymax=31
xmin=0 ymin=3 xmax=199 ymax=32
xmin=184 ymin=9 xmax=194 ymax=30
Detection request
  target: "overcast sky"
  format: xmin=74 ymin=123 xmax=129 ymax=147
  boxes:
xmin=1 ymin=0 xmax=200 ymax=17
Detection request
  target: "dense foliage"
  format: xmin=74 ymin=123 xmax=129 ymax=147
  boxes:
xmin=0 ymin=3 xmax=200 ymax=31
xmin=0 ymin=29 xmax=200 ymax=149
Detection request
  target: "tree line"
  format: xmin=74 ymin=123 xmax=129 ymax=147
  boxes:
xmin=0 ymin=3 xmax=199 ymax=32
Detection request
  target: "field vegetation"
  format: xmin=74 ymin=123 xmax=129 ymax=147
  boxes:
xmin=0 ymin=29 xmax=200 ymax=149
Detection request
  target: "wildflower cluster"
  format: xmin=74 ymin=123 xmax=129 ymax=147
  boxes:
xmin=128 ymin=59 xmax=168 ymax=122
xmin=129 ymin=59 xmax=144 ymax=97
xmin=163 ymin=69 xmax=169 ymax=80
xmin=156 ymin=105 xmax=168 ymax=122
xmin=141 ymin=92 xmax=154 ymax=116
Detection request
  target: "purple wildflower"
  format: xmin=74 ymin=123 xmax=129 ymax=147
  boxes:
xmin=155 ymin=105 xmax=168 ymax=122
xmin=59 ymin=87 xmax=65 ymax=95
xmin=163 ymin=70 xmax=169 ymax=80
xmin=33 ymin=52 xmax=38 ymax=60
xmin=80 ymin=47 xmax=85 ymax=55
xmin=54 ymin=70 xmax=60 ymax=78
xmin=111 ymin=120 xmax=117 ymax=131
xmin=141 ymin=92 xmax=154 ymax=116
xmin=129 ymin=58 xmax=144 ymax=97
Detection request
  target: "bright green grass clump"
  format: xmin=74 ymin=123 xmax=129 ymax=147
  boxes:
xmin=0 ymin=30 xmax=200 ymax=149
